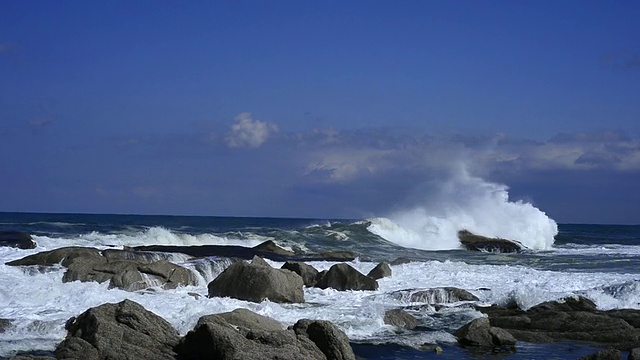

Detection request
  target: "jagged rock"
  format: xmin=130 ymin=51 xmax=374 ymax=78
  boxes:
xmin=55 ymin=300 xmax=180 ymax=360
xmin=252 ymin=240 xmax=295 ymax=257
xmin=293 ymin=319 xmax=356 ymax=360
xmin=0 ymin=231 xmax=36 ymax=249
xmin=383 ymin=309 xmax=420 ymax=330
xmin=577 ymin=349 xmax=622 ymax=360
xmin=366 ymin=262 xmax=392 ymax=280
xmin=176 ymin=319 xmax=325 ymax=360
xmin=455 ymin=317 xmax=516 ymax=348
xmin=458 ymin=230 xmax=523 ymax=253
xmin=281 ymin=261 xmax=320 ymax=287
xmin=315 ymin=263 xmax=378 ymax=291
xmin=197 ymin=308 xmax=285 ymax=334
xmin=208 ymin=260 xmax=304 ymax=303
xmin=250 ymin=255 xmax=271 ymax=267
xmin=6 ymin=247 xmax=104 ymax=267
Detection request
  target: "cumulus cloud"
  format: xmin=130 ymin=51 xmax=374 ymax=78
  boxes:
xmin=226 ymin=112 xmax=278 ymax=148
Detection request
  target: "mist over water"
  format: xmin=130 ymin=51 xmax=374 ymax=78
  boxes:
xmin=368 ymin=168 xmax=558 ymax=250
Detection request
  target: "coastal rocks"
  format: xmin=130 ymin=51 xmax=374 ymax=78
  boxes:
xmin=458 ymin=230 xmax=523 ymax=253
xmin=281 ymin=261 xmax=320 ymax=287
xmin=366 ymin=262 xmax=392 ymax=280
xmin=208 ymin=257 xmax=304 ymax=303
xmin=56 ymin=299 xmax=180 ymax=360
xmin=6 ymin=247 xmax=103 ymax=267
xmin=389 ymin=287 xmax=479 ymax=304
xmin=197 ymin=308 xmax=285 ymax=333
xmin=383 ymin=309 xmax=420 ymax=330
xmin=293 ymin=319 xmax=356 ymax=360
xmin=455 ymin=317 xmax=516 ymax=348
xmin=315 ymin=263 xmax=378 ymax=291
xmin=0 ymin=231 xmax=36 ymax=249
xmin=577 ymin=349 xmax=622 ymax=360
xmin=477 ymin=296 xmax=640 ymax=349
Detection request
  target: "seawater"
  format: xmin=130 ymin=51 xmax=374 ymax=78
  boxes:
xmin=1 ymin=212 xmax=639 ymax=359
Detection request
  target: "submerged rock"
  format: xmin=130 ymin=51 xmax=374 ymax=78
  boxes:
xmin=366 ymin=262 xmax=392 ymax=280
xmin=390 ymin=287 xmax=479 ymax=304
xmin=0 ymin=231 xmax=36 ymax=249
xmin=383 ymin=309 xmax=420 ymax=330
xmin=56 ymin=299 xmax=180 ymax=360
xmin=281 ymin=261 xmax=320 ymax=287
xmin=315 ymin=263 xmax=378 ymax=291
xmin=208 ymin=258 xmax=304 ymax=303
xmin=458 ymin=230 xmax=523 ymax=253
xmin=6 ymin=247 xmax=103 ymax=267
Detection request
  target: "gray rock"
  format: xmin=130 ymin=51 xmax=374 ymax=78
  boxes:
xmin=577 ymin=349 xmax=622 ymax=360
xmin=458 ymin=230 xmax=523 ymax=253
xmin=366 ymin=262 xmax=392 ymax=280
xmin=409 ymin=287 xmax=479 ymax=304
xmin=0 ymin=318 xmax=11 ymax=333
xmin=293 ymin=319 xmax=356 ymax=360
xmin=197 ymin=308 xmax=285 ymax=334
xmin=383 ymin=309 xmax=419 ymax=330
xmin=252 ymin=240 xmax=295 ymax=257
xmin=6 ymin=247 xmax=104 ymax=267
xmin=208 ymin=260 xmax=304 ymax=303
xmin=281 ymin=261 xmax=320 ymax=287
xmin=629 ymin=347 xmax=640 ymax=360
xmin=315 ymin=263 xmax=378 ymax=291
xmin=251 ymin=255 xmax=272 ymax=267
xmin=56 ymin=299 xmax=180 ymax=360
xmin=0 ymin=231 xmax=36 ymax=249
xmin=455 ymin=317 xmax=516 ymax=348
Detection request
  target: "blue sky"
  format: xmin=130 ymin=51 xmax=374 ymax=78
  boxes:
xmin=1 ymin=1 xmax=639 ymax=224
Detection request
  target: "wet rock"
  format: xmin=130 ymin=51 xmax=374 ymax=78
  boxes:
xmin=455 ymin=317 xmax=516 ymax=348
xmin=252 ymin=240 xmax=296 ymax=257
xmin=409 ymin=287 xmax=479 ymax=303
xmin=458 ymin=230 xmax=523 ymax=253
xmin=629 ymin=347 xmax=640 ymax=360
xmin=293 ymin=319 xmax=356 ymax=360
xmin=383 ymin=309 xmax=420 ymax=330
xmin=6 ymin=247 xmax=103 ymax=267
xmin=0 ymin=231 xmax=36 ymax=249
xmin=56 ymin=299 xmax=180 ymax=360
xmin=318 ymin=251 xmax=356 ymax=261
xmin=390 ymin=257 xmax=413 ymax=265
xmin=366 ymin=262 xmax=392 ymax=280
xmin=281 ymin=261 xmax=320 ymax=287
xmin=250 ymin=255 xmax=272 ymax=267
xmin=208 ymin=259 xmax=304 ymax=303
xmin=315 ymin=263 xmax=378 ymax=291
xmin=0 ymin=318 xmax=11 ymax=333
xmin=577 ymin=349 xmax=622 ymax=360
xmin=197 ymin=308 xmax=285 ymax=334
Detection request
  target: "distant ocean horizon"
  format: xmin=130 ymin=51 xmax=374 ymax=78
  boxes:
xmin=2 ymin=211 xmax=640 ymax=358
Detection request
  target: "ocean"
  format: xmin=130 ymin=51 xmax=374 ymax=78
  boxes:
xmin=1 ymin=211 xmax=639 ymax=359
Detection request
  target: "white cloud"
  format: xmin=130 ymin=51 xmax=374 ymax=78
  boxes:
xmin=226 ymin=112 xmax=278 ymax=148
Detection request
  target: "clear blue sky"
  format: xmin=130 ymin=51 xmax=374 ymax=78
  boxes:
xmin=1 ymin=1 xmax=639 ymax=224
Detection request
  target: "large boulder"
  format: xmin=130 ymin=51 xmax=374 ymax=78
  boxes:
xmin=176 ymin=319 xmax=325 ymax=360
xmin=366 ymin=262 xmax=392 ymax=280
xmin=6 ymin=247 xmax=104 ymax=267
xmin=293 ymin=319 xmax=356 ymax=360
xmin=197 ymin=308 xmax=285 ymax=334
xmin=315 ymin=263 xmax=378 ymax=291
xmin=208 ymin=259 xmax=304 ymax=303
xmin=458 ymin=230 xmax=523 ymax=253
xmin=383 ymin=309 xmax=420 ymax=330
xmin=455 ymin=317 xmax=516 ymax=348
xmin=281 ymin=261 xmax=320 ymax=287
xmin=0 ymin=231 xmax=36 ymax=249
xmin=55 ymin=299 xmax=180 ymax=360
xmin=252 ymin=240 xmax=296 ymax=257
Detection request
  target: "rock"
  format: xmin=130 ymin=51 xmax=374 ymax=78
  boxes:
xmin=102 ymin=248 xmax=190 ymax=263
xmin=315 ymin=263 xmax=378 ymax=291
xmin=629 ymin=347 xmax=640 ymax=360
xmin=8 ymin=355 xmax=55 ymax=360
xmin=0 ymin=318 xmax=11 ymax=333
xmin=458 ymin=230 xmax=523 ymax=253
xmin=208 ymin=260 xmax=304 ymax=303
xmin=197 ymin=308 xmax=285 ymax=334
xmin=318 ymin=251 xmax=356 ymax=261
xmin=136 ymin=260 xmax=197 ymax=289
xmin=409 ymin=287 xmax=479 ymax=304
xmin=55 ymin=299 xmax=180 ymax=360
xmin=281 ymin=261 xmax=320 ymax=287
xmin=251 ymin=255 xmax=272 ymax=267
xmin=455 ymin=317 xmax=516 ymax=348
xmin=390 ymin=257 xmax=413 ymax=265
xmin=293 ymin=319 xmax=356 ymax=360
xmin=176 ymin=320 xmax=325 ymax=360
xmin=366 ymin=262 xmax=392 ymax=280
xmin=6 ymin=247 xmax=103 ymax=267
xmin=252 ymin=240 xmax=295 ymax=257
xmin=0 ymin=231 xmax=36 ymax=249
xmin=383 ymin=309 xmax=420 ymax=330
xmin=577 ymin=349 xmax=622 ymax=360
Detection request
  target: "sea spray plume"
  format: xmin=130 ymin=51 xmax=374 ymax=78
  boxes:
xmin=368 ymin=164 xmax=558 ymax=250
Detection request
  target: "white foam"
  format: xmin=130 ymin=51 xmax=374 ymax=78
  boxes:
xmin=368 ymin=170 xmax=557 ymax=250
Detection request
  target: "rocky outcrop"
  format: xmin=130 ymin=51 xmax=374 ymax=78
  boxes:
xmin=477 ymin=296 xmax=640 ymax=350
xmin=383 ymin=309 xmax=420 ymax=330
xmin=197 ymin=308 xmax=285 ymax=333
xmin=455 ymin=317 xmax=516 ymax=348
xmin=366 ymin=262 xmax=392 ymax=280
xmin=208 ymin=257 xmax=304 ymax=303
xmin=458 ymin=230 xmax=523 ymax=253
xmin=315 ymin=263 xmax=378 ymax=291
xmin=0 ymin=231 xmax=36 ymax=249
xmin=6 ymin=247 xmax=103 ymax=267
xmin=293 ymin=319 xmax=356 ymax=360
xmin=281 ymin=261 xmax=320 ymax=287
xmin=55 ymin=300 xmax=180 ymax=360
